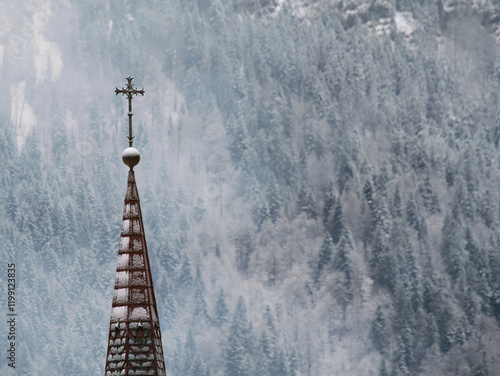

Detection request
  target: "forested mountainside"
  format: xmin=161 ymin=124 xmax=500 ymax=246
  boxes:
xmin=2 ymin=0 xmax=500 ymax=375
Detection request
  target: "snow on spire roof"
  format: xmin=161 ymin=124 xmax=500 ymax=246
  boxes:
xmin=104 ymin=170 xmax=167 ymax=376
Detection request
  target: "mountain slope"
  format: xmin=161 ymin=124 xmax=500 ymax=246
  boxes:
xmin=1 ymin=0 xmax=500 ymax=375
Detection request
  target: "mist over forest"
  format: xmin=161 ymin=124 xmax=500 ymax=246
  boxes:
xmin=2 ymin=0 xmax=500 ymax=375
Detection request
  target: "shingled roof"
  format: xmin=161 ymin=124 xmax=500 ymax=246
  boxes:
xmin=104 ymin=168 xmax=167 ymax=376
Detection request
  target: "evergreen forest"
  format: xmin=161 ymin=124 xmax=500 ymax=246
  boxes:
xmin=2 ymin=0 xmax=500 ymax=375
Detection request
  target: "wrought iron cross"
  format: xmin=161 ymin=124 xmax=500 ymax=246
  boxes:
xmin=115 ymin=77 xmax=145 ymax=147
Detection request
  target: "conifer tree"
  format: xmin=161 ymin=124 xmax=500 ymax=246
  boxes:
xmin=297 ymin=184 xmax=318 ymax=219
xmin=51 ymin=115 xmax=69 ymax=167
xmin=441 ymin=212 xmax=466 ymax=281
xmin=255 ymin=331 xmax=272 ymax=376
xmin=322 ymin=189 xmax=336 ymax=227
xmin=391 ymin=185 xmax=402 ymax=218
xmin=164 ymin=292 xmax=178 ymax=329
xmin=418 ymin=176 xmax=440 ymax=215
xmin=333 ymin=228 xmax=354 ymax=285
xmin=266 ymin=177 xmax=281 ymax=223
xmin=315 ymin=232 xmax=334 ymax=284
xmin=214 ymin=288 xmax=229 ymax=327
xmin=478 ymin=190 xmax=495 ymax=228
xmin=406 ymin=192 xmax=420 ymax=233
xmin=193 ymin=266 xmax=210 ymax=323
xmin=178 ymin=256 xmax=194 ymax=290
xmin=184 ymin=329 xmax=198 ymax=375
xmin=391 ymin=326 xmax=414 ymax=375
xmin=327 ymin=200 xmax=344 ymax=245
xmin=6 ymin=189 xmax=17 ymax=222
xmin=288 ymin=349 xmax=299 ymax=376
xmin=370 ymin=229 xmax=397 ymax=291
xmin=235 ymin=231 xmax=255 ymax=273
xmin=224 ymin=297 xmax=253 ymax=376
xmin=423 ymin=313 xmax=439 ymax=350
xmin=370 ymin=306 xmax=388 ymax=354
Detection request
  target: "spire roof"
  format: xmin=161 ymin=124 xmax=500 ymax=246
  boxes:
xmin=105 ymin=170 xmax=167 ymax=376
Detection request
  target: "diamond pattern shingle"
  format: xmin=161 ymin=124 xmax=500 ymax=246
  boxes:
xmin=105 ymin=170 xmax=166 ymax=376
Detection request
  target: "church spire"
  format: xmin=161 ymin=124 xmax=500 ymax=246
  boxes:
xmin=105 ymin=77 xmax=167 ymax=376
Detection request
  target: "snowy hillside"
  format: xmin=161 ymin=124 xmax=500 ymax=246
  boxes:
xmin=2 ymin=0 xmax=500 ymax=375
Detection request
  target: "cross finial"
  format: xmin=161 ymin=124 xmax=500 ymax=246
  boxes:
xmin=115 ymin=77 xmax=145 ymax=147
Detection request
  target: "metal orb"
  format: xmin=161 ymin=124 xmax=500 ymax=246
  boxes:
xmin=122 ymin=147 xmax=140 ymax=169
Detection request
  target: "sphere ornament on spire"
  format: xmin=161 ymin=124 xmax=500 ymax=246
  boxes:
xmin=122 ymin=147 xmax=141 ymax=170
